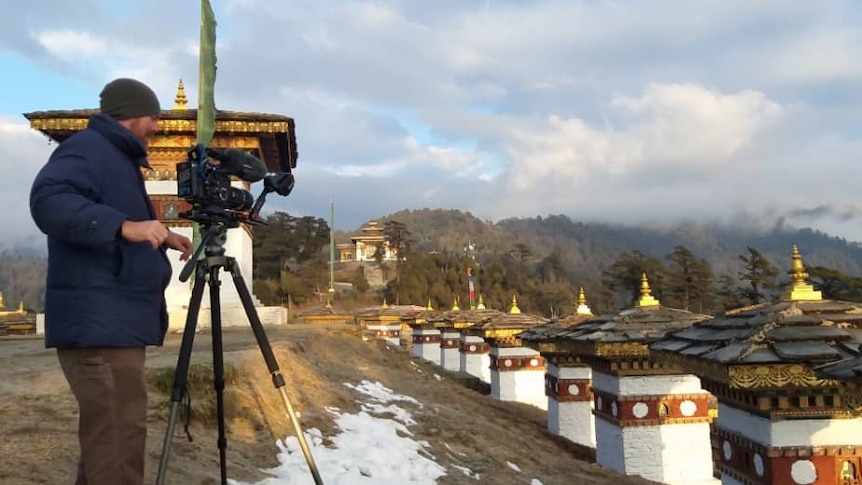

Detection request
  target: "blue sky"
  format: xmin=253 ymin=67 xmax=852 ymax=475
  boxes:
xmin=2 ymin=0 xmax=862 ymax=248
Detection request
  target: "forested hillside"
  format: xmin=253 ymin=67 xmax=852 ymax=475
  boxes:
xmin=5 ymin=208 xmax=862 ymax=316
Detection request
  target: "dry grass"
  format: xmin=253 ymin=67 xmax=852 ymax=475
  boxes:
xmin=0 ymin=325 xmax=660 ymax=485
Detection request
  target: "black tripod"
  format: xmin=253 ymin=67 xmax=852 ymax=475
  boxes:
xmin=155 ymin=224 xmax=324 ymax=485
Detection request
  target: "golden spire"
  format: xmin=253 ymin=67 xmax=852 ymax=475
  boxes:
xmin=172 ymin=79 xmax=188 ymax=109
xmin=0 ymin=291 xmax=4 ymax=310
xmin=381 ymin=298 xmax=389 ymax=309
xmin=509 ymin=294 xmax=521 ymax=314
xmin=476 ymin=294 xmax=486 ymax=310
xmin=17 ymin=301 xmax=24 ymax=313
xmin=781 ymin=245 xmax=822 ymax=301
xmin=451 ymin=296 xmax=460 ymax=312
xmin=637 ymin=273 xmax=660 ymax=307
xmin=426 ymin=299 xmax=434 ymax=311
xmin=576 ymin=286 xmax=593 ymax=315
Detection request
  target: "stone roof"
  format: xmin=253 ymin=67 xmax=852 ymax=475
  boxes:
xmin=296 ymin=302 xmax=351 ymax=318
xmin=462 ymin=298 xmax=549 ymax=341
xmin=814 ymin=354 xmax=862 ymax=384
xmin=651 ymin=300 xmax=862 ymax=366
xmin=558 ymin=305 xmax=711 ymax=345
xmin=354 ymin=304 xmax=425 ymax=319
xmin=518 ymin=313 xmax=595 ymax=346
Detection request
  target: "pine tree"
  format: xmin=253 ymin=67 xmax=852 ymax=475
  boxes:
xmin=737 ymin=246 xmax=779 ymax=304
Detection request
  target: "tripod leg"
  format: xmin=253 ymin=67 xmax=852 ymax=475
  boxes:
xmin=155 ymin=262 xmax=207 ymax=485
xmin=207 ymin=264 xmax=230 ymax=485
xmin=226 ymin=258 xmax=325 ymax=485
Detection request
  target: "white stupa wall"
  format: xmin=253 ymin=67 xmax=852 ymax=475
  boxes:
xmin=547 ymin=364 xmax=595 ymax=448
xmin=718 ymin=403 xmax=862 ymax=446
xmin=439 ymin=331 xmax=461 ymax=372
xmin=411 ymin=328 xmax=441 ymax=364
xmin=490 ymin=345 xmax=546 ymax=410
xmin=366 ymin=323 xmax=401 ymax=346
xmin=592 ymin=370 xmax=716 ymax=485
xmin=460 ymin=334 xmax=490 ymax=383
xmin=714 ymin=402 xmax=862 ymax=485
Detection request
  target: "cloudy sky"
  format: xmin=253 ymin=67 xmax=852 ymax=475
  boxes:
xmin=2 ymin=0 xmax=862 ymax=248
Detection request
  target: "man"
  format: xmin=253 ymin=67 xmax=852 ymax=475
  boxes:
xmin=30 ymin=78 xmax=193 ymax=485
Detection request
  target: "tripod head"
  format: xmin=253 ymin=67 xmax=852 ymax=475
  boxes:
xmin=178 ymin=224 xmax=231 ymax=283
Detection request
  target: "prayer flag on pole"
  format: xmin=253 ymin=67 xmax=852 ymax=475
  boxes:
xmin=197 ymin=0 xmax=217 ymax=146
xmin=193 ymin=0 xmax=217 ymax=253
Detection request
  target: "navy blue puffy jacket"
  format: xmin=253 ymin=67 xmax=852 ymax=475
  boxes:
xmin=30 ymin=114 xmax=172 ymax=348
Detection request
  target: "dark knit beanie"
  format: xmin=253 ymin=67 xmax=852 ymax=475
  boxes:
xmin=99 ymin=78 xmax=161 ymax=120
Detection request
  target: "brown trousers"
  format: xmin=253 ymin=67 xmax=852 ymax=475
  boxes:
xmin=58 ymin=347 xmax=148 ymax=485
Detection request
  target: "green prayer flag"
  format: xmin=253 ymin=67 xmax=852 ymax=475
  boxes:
xmin=197 ymin=0 xmax=217 ymax=146
xmin=193 ymin=0 xmax=218 ymax=255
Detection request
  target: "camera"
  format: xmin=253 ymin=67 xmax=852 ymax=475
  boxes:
xmin=176 ymin=144 xmax=294 ymax=227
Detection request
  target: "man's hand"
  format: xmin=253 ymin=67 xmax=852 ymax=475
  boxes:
xmin=165 ymin=231 xmax=193 ymax=261
xmin=120 ymin=220 xmax=168 ymax=249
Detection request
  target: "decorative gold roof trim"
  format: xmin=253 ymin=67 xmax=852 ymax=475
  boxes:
xmin=728 ymin=364 xmax=836 ymax=389
xmin=595 ymin=341 xmax=651 ymax=358
xmin=29 ymin=118 xmax=290 ymax=134
xmin=481 ymin=328 xmax=525 ymax=340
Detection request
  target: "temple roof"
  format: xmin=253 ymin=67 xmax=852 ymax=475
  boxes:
xmin=354 ymin=303 xmax=425 ymax=319
xmin=814 ymin=354 xmax=862 ymax=384
xmin=520 ymin=286 xmax=596 ymax=345
xmin=297 ymin=301 xmax=351 ymax=318
xmin=651 ymin=247 xmax=862 ymax=367
xmin=518 ymin=313 xmax=594 ymax=345
xmin=650 ymin=300 xmax=862 ymax=366
xmin=23 ymin=91 xmax=298 ymax=172
xmin=462 ymin=296 xmax=548 ymax=339
xmin=553 ymin=305 xmax=711 ymax=345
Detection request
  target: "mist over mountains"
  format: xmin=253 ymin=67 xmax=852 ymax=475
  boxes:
xmin=369 ymin=209 xmax=862 ymax=279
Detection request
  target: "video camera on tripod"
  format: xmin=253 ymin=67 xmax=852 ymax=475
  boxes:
xmin=176 ymin=144 xmax=295 ymax=227
xmin=157 ymin=143 xmax=326 ymax=485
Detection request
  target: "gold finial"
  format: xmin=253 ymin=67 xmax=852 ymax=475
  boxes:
xmin=0 ymin=291 xmax=4 ymax=310
xmin=172 ymin=79 xmax=188 ymax=109
xmin=781 ymin=245 xmax=822 ymax=301
xmin=426 ymin=299 xmax=434 ymax=311
xmin=17 ymin=301 xmax=24 ymax=313
xmin=381 ymin=298 xmax=389 ymax=309
xmin=476 ymin=294 xmax=486 ymax=310
xmin=576 ymin=286 xmax=592 ymax=315
xmin=451 ymin=297 xmax=460 ymax=312
xmin=509 ymin=294 xmax=521 ymax=314
xmin=637 ymin=273 xmax=660 ymax=307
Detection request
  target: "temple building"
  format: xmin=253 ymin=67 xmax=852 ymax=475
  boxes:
xmin=464 ymin=295 xmax=549 ymax=409
xmin=0 ymin=291 xmax=36 ymax=335
xmin=24 ymin=80 xmax=296 ymax=329
xmin=535 ymin=275 xmax=718 ymax=484
xmin=519 ymin=287 xmax=597 ymax=448
xmin=652 ymin=246 xmax=862 ymax=485
xmin=401 ymin=299 xmax=455 ymax=364
xmin=355 ymin=301 xmax=424 ymax=345
xmin=336 ymin=221 xmax=398 ymax=262
xmin=295 ymin=299 xmax=353 ymax=325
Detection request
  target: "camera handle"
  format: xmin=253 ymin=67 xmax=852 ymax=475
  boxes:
xmin=155 ymin=225 xmax=324 ymax=485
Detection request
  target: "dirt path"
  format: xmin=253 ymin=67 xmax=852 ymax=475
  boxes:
xmin=0 ymin=324 xmax=658 ymax=485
